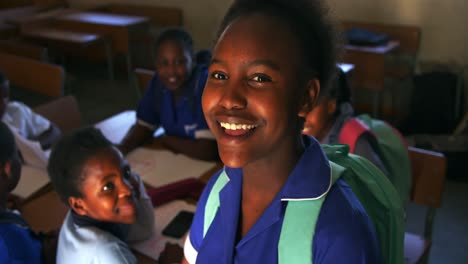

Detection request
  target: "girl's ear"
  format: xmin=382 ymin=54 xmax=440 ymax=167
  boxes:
xmin=2 ymin=160 xmax=11 ymax=178
xmin=69 ymin=196 xmax=88 ymax=216
xmin=327 ymin=98 xmax=337 ymax=115
xmin=298 ymin=79 xmax=321 ymax=118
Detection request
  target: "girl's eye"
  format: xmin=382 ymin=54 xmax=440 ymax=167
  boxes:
xmin=103 ymin=182 xmax=115 ymax=192
xmin=211 ymin=72 xmax=228 ymax=80
xmin=251 ymin=74 xmax=272 ymax=82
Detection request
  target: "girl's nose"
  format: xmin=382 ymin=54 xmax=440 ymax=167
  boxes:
xmin=118 ymin=179 xmax=133 ymax=198
xmin=218 ymin=80 xmax=247 ymax=110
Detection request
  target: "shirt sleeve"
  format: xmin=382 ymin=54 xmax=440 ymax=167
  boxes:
xmin=184 ymin=170 xmax=222 ymax=263
xmin=4 ymin=101 xmax=51 ymax=139
xmin=96 ymin=240 xmax=137 ymax=264
xmin=192 ymin=68 xmax=215 ymax=140
xmin=126 ymin=173 xmax=155 ymax=242
xmin=136 ymin=75 xmax=160 ymax=130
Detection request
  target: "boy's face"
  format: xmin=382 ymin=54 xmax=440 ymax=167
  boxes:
xmin=0 ymin=81 xmax=10 ymax=119
xmin=202 ymin=14 xmax=316 ymax=168
xmin=71 ymin=147 xmax=137 ymax=224
xmin=302 ymin=98 xmax=336 ymax=142
xmin=155 ymin=40 xmax=193 ymax=92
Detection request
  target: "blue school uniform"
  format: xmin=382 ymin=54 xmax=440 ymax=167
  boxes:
xmin=0 ymin=211 xmax=42 ymax=264
xmin=184 ymin=139 xmax=381 ymax=264
xmin=136 ymin=67 xmax=213 ymax=140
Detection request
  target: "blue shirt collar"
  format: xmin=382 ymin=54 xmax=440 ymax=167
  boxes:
xmin=223 ymin=137 xmax=332 ymax=201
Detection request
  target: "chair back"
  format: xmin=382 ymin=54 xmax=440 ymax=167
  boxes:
xmin=33 ymin=95 xmax=82 ymax=134
xmin=0 ymin=52 xmax=65 ymax=97
xmin=134 ymin=67 xmax=154 ymax=94
xmin=408 ymin=146 xmax=447 ymax=209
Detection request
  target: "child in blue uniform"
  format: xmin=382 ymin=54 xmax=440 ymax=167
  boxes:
xmin=183 ymin=0 xmax=381 ymax=263
xmin=47 ymin=127 xmax=154 ymax=264
xmin=119 ymin=28 xmax=218 ymax=161
xmin=0 ymin=121 xmax=43 ymax=263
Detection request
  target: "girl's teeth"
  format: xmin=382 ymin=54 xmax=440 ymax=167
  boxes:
xmin=220 ymin=122 xmax=257 ymax=130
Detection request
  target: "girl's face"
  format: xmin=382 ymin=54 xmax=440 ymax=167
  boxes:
xmin=202 ymin=14 xmax=318 ymax=168
xmin=155 ymin=40 xmax=193 ymax=92
xmin=302 ymin=98 xmax=336 ymax=142
xmin=70 ymin=148 xmax=137 ymax=224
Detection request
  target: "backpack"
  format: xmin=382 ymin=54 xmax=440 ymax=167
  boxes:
xmin=202 ymin=144 xmax=405 ymax=264
xmin=339 ymin=113 xmax=411 ymax=206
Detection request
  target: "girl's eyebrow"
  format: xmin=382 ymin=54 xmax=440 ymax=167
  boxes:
xmin=101 ymin=173 xmax=117 ymax=182
xmin=210 ymin=58 xmax=280 ymax=71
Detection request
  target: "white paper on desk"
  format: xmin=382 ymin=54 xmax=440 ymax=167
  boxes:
xmin=130 ymin=200 xmax=196 ymax=260
xmin=126 ymin=148 xmax=216 ymax=188
xmin=10 ymin=127 xmax=49 ymax=169
xmin=11 ymin=165 xmax=50 ymax=198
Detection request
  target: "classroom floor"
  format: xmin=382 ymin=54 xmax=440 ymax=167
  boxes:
xmin=15 ymin=59 xmax=468 ymax=264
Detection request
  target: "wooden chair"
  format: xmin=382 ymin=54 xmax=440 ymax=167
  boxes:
xmin=0 ymin=51 xmax=65 ymax=97
xmin=0 ymin=38 xmax=48 ymax=60
xmin=134 ymin=67 xmax=154 ymax=97
xmin=33 ymin=95 xmax=82 ymax=134
xmin=405 ymin=146 xmax=447 ymax=264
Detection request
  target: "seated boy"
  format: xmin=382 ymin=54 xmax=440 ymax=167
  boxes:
xmin=0 ymin=71 xmax=61 ymax=150
xmin=47 ymin=127 xmax=155 ymax=263
xmin=0 ymin=121 xmax=43 ymax=263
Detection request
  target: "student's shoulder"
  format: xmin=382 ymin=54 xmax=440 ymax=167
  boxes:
xmin=5 ymin=101 xmax=32 ymax=114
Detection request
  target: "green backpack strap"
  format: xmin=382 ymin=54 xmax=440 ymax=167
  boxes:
xmin=203 ymin=169 xmax=229 ymax=237
xmin=278 ymin=160 xmax=345 ymax=264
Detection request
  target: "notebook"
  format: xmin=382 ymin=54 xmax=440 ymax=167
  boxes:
xmin=126 ymin=148 xmax=217 ymax=188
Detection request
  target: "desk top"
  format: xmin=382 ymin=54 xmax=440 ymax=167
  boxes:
xmin=57 ymin=11 xmax=149 ymax=27
xmin=345 ymin=40 xmax=400 ymax=54
xmin=23 ymin=28 xmax=103 ymax=45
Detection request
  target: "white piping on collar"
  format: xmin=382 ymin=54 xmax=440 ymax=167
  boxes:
xmin=280 ymin=165 xmax=333 ymax=201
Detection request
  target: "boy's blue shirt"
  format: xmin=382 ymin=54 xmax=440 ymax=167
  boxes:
xmin=186 ymin=138 xmax=381 ymax=263
xmin=136 ymin=67 xmax=212 ymax=139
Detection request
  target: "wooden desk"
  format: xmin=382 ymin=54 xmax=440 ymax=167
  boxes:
xmin=54 ymin=12 xmax=150 ymax=82
xmin=22 ymin=27 xmax=114 ymax=80
xmin=342 ymin=41 xmax=399 ymax=116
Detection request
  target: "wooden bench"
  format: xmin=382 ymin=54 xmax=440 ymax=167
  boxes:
xmin=0 ymin=51 xmax=64 ymax=97
xmin=0 ymin=38 xmax=48 ymax=60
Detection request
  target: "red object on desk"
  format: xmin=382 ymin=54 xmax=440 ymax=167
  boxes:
xmin=146 ymin=178 xmax=206 ymax=207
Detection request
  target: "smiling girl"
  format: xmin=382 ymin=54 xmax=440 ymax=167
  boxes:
xmin=183 ymin=0 xmax=381 ymax=263
xmin=48 ymin=127 xmax=154 ymax=264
